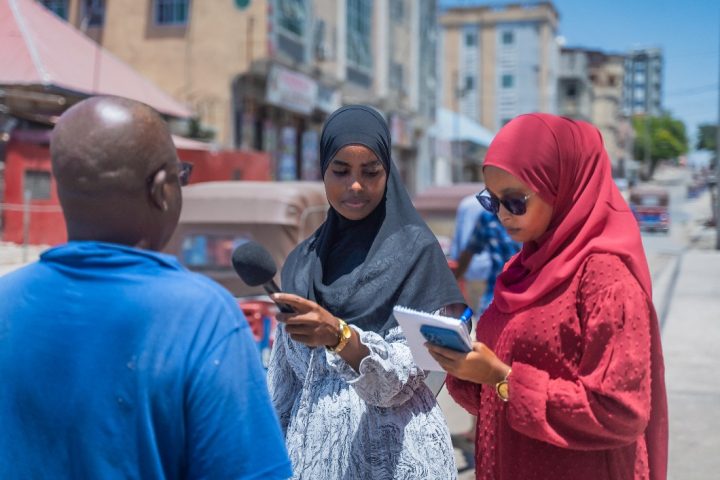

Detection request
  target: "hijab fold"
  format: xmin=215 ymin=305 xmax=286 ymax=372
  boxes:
xmin=281 ymin=105 xmax=463 ymax=332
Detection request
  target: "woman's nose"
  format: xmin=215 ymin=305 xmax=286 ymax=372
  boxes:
xmin=349 ymin=178 xmax=363 ymax=192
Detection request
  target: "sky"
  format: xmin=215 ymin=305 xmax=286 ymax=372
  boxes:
xmin=439 ymin=0 xmax=720 ymax=151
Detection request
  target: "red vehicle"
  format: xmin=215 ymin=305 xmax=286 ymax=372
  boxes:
xmin=165 ymin=181 xmax=328 ymax=366
xmin=629 ymin=186 xmax=670 ymax=233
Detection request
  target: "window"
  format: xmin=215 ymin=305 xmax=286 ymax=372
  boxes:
xmin=566 ymin=83 xmax=577 ymax=98
xmin=277 ymin=0 xmax=307 ymax=37
xmin=465 ymin=76 xmax=474 ymax=91
xmin=608 ymin=75 xmax=617 ymax=87
xmin=39 ymin=0 xmax=68 ymax=19
xmin=347 ymin=0 xmax=373 ymax=70
xmin=82 ymin=0 xmax=105 ymax=27
xmin=501 ymin=74 xmax=514 ymax=88
xmin=390 ymin=0 xmax=404 ymax=21
xmin=390 ymin=62 xmax=404 ymax=91
xmin=154 ymin=0 xmax=189 ymax=26
xmin=181 ymin=234 xmax=251 ymax=270
xmin=502 ymin=31 xmax=514 ymax=45
xmin=465 ymin=32 xmax=476 ymax=46
xmin=24 ymin=170 xmax=51 ymax=200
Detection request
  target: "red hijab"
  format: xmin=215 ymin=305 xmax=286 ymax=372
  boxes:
xmin=485 ymin=113 xmax=667 ymax=479
xmin=485 ymin=113 xmax=651 ymax=313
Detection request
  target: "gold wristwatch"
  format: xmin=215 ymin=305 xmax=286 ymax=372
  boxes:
xmin=495 ymin=369 xmax=511 ymax=402
xmin=327 ymin=317 xmax=352 ymax=353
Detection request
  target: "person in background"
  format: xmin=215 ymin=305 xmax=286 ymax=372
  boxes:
xmin=268 ymin=105 xmax=466 ymax=479
xmin=0 ymin=96 xmax=292 ymax=479
xmin=449 ymin=194 xmax=493 ymax=315
xmin=428 ymin=113 xmax=668 ymax=480
xmin=453 ymin=208 xmax=521 ymax=315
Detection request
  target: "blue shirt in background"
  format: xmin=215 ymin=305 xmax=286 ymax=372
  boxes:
xmin=0 ymin=241 xmax=292 ymax=479
xmin=450 ymin=195 xmax=492 ymax=281
xmin=466 ymin=211 xmax=522 ymax=313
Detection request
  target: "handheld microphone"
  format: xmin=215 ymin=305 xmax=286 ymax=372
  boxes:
xmin=231 ymin=241 xmax=295 ymax=313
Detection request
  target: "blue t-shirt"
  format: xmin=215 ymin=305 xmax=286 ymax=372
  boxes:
xmin=450 ymin=195 xmax=492 ymax=281
xmin=0 ymin=242 xmax=292 ymax=479
xmin=466 ymin=211 xmax=521 ymax=312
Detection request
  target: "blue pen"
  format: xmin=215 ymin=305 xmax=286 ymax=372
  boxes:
xmin=459 ymin=306 xmax=473 ymax=332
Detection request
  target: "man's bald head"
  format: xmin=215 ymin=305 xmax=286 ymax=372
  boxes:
xmin=52 ymin=96 xmax=175 ymax=195
xmin=51 ymin=96 xmax=183 ymax=250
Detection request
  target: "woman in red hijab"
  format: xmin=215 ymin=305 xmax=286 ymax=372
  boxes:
xmin=427 ymin=113 xmax=668 ymax=480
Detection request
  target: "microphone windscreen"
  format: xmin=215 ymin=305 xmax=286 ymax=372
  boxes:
xmin=231 ymin=241 xmax=278 ymax=287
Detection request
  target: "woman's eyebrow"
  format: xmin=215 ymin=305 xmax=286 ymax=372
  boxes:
xmin=330 ymin=158 xmax=381 ymax=167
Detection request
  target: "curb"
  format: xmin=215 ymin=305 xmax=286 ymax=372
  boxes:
xmin=652 ymin=252 xmax=682 ymax=330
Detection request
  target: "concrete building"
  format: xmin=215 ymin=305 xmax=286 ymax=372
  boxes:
xmin=588 ymin=50 xmax=634 ymax=176
xmin=439 ymin=1 xmax=559 ymax=132
xmin=623 ymin=47 xmax=663 ymax=116
xmin=557 ymin=48 xmax=593 ymax=121
xmin=558 ymin=47 xmax=634 ymax=175
xmin=37 ymin=0 xmax=439 ymax=191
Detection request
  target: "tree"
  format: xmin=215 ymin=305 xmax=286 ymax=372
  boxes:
xmin=632 ymin=114 xmax=689 ymax=177
xmin=696 ymin=124 xmax=717 ymax=152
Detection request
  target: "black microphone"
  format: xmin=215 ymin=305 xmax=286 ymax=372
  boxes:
xmin=231 ymin=241 xmax=295 ymax=313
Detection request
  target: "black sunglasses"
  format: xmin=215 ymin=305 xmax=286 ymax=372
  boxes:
xmin=476 ymin=188 xmax=532 ymax=216
xmin=178 ymin=161 xmax=194 ymax=186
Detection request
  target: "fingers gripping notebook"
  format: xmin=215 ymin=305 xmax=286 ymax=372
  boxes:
xmin=393 ymin=306 xmax=472 ymax=372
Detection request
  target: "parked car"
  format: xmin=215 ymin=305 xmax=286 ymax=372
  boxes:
xmin=629 ymin=186 xmax=669 ymax=233
xmin=165 ymin=181 xmax=328 ymax=364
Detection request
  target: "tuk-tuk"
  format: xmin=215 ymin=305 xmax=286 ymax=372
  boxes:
xmin=629 ymin=186 xmax=669 ymax=233
xmin=165 ymin=181 xmax=328 ymax=364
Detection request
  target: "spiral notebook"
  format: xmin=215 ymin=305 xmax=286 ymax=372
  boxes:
xmin=393 ymin=305 xmax=472 ymax=372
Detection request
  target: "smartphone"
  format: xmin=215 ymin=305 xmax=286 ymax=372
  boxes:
xmin=420 ymin=325 xmax=471 ymax=353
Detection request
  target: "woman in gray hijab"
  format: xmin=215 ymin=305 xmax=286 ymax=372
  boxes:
xmin=267 ymin=105 xmax=465 ymax=479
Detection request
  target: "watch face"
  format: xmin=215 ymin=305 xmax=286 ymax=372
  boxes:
xmin=341 ymin=324 xmax=352 ymax=340
xmin=497 ymin=381 xmax=509 ymax=401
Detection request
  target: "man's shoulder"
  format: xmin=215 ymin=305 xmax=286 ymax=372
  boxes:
xmin=0 ymin=262 xmax=46 ymax=291
xmin=164 ymin=269 xmax=238 ymax=305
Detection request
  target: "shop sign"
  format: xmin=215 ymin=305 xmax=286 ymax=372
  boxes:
xmin=277 ymin=126 xmax=298 ymax=181
xmin=390 ymin=113 xmax=412 ymax=148
xmin=266 ymin=65 xmax=318 ymax=115
xmin=301 ymin=130 xmax=320 ymax=180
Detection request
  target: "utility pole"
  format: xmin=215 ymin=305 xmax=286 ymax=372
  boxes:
xmin=715 ymin=11 xmax=720 ymax=249
xmin=453 ymin=69 xmax=469 ymax=182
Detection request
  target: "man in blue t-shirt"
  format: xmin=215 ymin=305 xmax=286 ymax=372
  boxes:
xmin=454 ymin=209 xmax=521 ymax=314
xmin=0 ymin=97 xmax=292 ymax=479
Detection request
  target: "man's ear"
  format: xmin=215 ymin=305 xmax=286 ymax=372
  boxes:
xmin=149 ymin=168 xmax=168 ymax=211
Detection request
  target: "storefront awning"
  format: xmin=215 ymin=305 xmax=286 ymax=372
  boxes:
xmin=0 ymin=0 xmax=191 ymax=118
xmin=430 ymin=108 xmax=495 ymax=147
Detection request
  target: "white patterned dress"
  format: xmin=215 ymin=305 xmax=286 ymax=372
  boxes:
xmin=267 ymin=323 xmax=457 ymax=480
